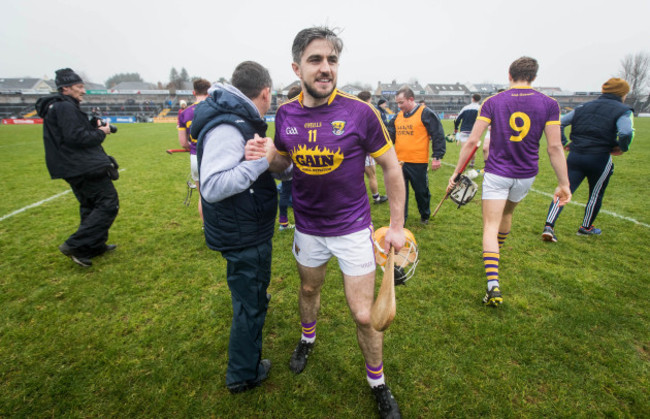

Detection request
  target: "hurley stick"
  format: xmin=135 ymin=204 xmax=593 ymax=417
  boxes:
xmin=371 ymin=247 xmax=396 ymax=332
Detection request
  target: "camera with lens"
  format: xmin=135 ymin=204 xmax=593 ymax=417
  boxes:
xmin=100 ymin=119 xmax=118 ymax=134
xmin=90 ymin=116 xmax=118 ymax=134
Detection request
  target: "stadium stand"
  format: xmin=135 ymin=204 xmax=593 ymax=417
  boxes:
xmin=2 ymin=76 xmax=642 ymax=122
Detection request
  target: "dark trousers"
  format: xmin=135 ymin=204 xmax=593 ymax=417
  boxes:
xmin=402 ymin=162 xmax=430 ymax=222
xmin=545 ymin=152 xmax=613 ymax=228
xmin=279 ymin=180 xmax=292 ymax=220
xmin=222 ymin=239 xmax=272 ymax=386
xmin=64 ymin=172 xmax=119 ymax=257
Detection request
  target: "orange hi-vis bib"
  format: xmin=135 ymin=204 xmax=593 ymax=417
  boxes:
xmin=394 ymin=105 xmax=430 ymax=163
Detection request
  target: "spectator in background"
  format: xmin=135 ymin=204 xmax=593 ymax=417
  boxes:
xmin=178 ymin=99 xmax=188 ymax=118
xmin=377 ymin=98 xmax=391 ymax=126
xmin=358 ymin=90 xmax=388 ymax=204
xmin=387 ymin=86 xmax=446 ymax=225
xmin=178 ymin=79 xmax=211 ymax=223
xmin=35 ymin=68 xmax=118 ymax=268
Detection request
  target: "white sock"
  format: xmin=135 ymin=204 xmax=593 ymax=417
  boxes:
xmin=367 ymin=375 xmax=385 ymax=387
xmin=487 ymin=280 xmax=499 ymax=290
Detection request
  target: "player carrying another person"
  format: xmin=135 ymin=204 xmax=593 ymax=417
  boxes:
xmin=246 ymin=26 xmax=406 ymax=419
xmin=448 ymin=56 xmax=571 ymax=307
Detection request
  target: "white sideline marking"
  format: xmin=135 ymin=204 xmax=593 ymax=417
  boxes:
xmin=440 ymin=161 xmax=649 ymax=228
xmin=528 ymin=188 xmax=650 ymax=228
xmin=0 ymin=169 xmax=126 ymax=222
xmin=0 ymin=190 xmax=71 ymax=222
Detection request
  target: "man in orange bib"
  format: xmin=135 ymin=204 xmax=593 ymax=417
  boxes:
xmin=388 ymin=87 xmax=446 ymax=225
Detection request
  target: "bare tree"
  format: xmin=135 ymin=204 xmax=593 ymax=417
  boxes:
xmin=619 ymin=52 xmax=650 ymax=113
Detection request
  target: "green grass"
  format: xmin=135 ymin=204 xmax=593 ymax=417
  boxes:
xmin=0 ymin=119 xmax=648 ymax=417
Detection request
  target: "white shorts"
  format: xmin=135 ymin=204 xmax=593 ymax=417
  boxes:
xmin=293 ymin=227 xmax=376 ymax=276
xmin=190 ymin=154 xmax=199 ymax=182
xmin=458 ymin=132 xmax=470 ymax=143
xmin=365 ymin=154 xmax=376 ymax=167
xmin=482 ymin=172 xmax=535 ymax=202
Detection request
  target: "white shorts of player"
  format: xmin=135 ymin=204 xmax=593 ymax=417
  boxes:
xmin=365 ymin=154 xmax=376 ymax=167
xmin=458 ymin=132 xmax=471 ymax=143
xmin=293 ymin=227 xmax=376 ymax=276
xmin=482 ymin=172 xmax=535 ymax=203
xmin=190 ymin=154 xmax=199 ymax=182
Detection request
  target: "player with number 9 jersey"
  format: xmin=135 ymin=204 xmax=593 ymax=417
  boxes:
xmin=479 ymin=87 xmax=560 ymax=178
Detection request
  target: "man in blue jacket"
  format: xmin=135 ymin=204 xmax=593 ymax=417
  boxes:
xmin=191 ymin=61 xmax=290 ymax=394
xmin=36 ymin=68 xmax=118 ymax=268
xmin=542 ymin=78 xmax=635 ymax=242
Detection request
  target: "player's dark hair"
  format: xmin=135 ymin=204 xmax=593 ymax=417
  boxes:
xmin=357 ymin=90 xmax=371 ymax=102
xmin=472 ymin=93 xmax=481 ymax=102
xmin=509 ymin=56 xmax=538 ymax=83
xmin=287 ymin=85 xmax=302 ymax=100
xmin=231 ymin=61 xmax=272 ymax=100
xmin=396 ymin=86 xmax=415 ymax=100
xmin=292 ymin=26 xmax=343 ymax=63
xmin=193 ymin=78 xmax=211 ymax=95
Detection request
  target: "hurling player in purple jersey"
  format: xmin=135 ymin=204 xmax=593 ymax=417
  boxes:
xmin=246 ymin=26 xmax=405 ymax=418
xmin=178 ymin=78 xmax=210 ymax=223
xmin=448 ymin=57 xmax=571 ymax=307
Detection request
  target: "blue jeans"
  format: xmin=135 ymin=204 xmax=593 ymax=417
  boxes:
xmin=222 ymin=239 xmax=272 ymax=386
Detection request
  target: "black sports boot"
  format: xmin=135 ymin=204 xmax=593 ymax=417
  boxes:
xmin=371 ymin=384 xmax=401 ymax=418
xmin=289 ymin=340 xmax=314 ymax=374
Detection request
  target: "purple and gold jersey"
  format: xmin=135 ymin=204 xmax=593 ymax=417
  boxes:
xmin=178 ymin=103 xmax=198 ymax=155
xmin=479 ymin=87 xmax=560 ymax=178
xmin=275 ymin=90 xmax=393 ymax=237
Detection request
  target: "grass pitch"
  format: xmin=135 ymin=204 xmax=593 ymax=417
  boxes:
xmin=0 ymin=119 xmax=648 ymax=417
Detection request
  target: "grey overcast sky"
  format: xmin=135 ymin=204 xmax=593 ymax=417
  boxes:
xmin=2 ymin=0 xmax=649 ymax=92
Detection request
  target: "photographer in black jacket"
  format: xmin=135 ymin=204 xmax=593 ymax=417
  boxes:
xmin=36 ymin=68 xmax=119 ymax=267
